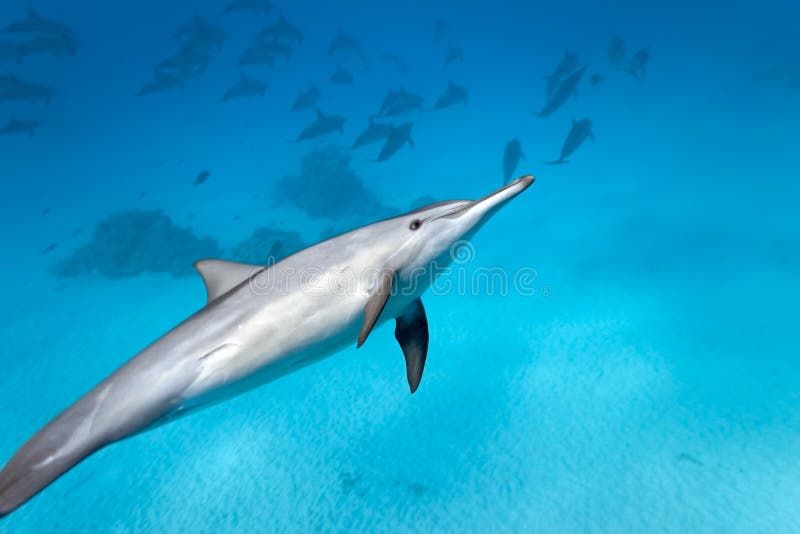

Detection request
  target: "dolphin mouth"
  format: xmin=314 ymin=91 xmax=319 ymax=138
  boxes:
xmin=437 ymin=175 xmax=535 ymax=220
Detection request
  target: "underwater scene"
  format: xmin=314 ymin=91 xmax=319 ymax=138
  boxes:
xmin=1 ymin=0 xmax=799 ymax=531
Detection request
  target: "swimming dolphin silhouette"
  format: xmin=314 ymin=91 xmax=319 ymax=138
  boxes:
xmin=0 ymin=176 xmax=535 ymax=517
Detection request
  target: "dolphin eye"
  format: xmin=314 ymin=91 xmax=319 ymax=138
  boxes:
xmin=409 ymin=219 xmax=422 ymax=231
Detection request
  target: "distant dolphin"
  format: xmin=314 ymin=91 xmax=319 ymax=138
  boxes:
xmin=351 ymin=118 xmax=393 ymax=149
xmin=443 ymin=45 xmax=463 ymax=69
xmin=138 ymin=71 xmax=184 ymax=96
xmin=292 ymin=108 xmax=346 ymax=141
xmin=0 ymin=74 xmax=55 ymax=104
xmin=379 ymin=53 xmax=408 ymax=75
xmin=328 ymin=29 xmax=361 ymax=57
xmin=222 ymin=73 xmax=268 ymax=101
xmin=224 ymin=0 xmax=273 ymax=15
xmin=537 ymin=66 xmax=585 ymax=118
xmin=503 ymin=138 xmax=525 ymax=183
xmin=0 ymin=116 xmax=39 ymax=137
xmin=0 ymin=176 xmax=535 ymax=517
xmin=290 ymin=86 xmax=320 ymax=111
xmin=374 ymin=122 xmax=413 ymax=162
xmin=545 ymin=49 xmax=580 ymax=98
xmin=546 ymin=117 xmax=594 ymax=164
xmin=627 ymin=48 xmax=649 ymax=80
xmin=329 ymin=65 xmax=354 ymax=85
xmin=374 ymin=89 xmax=424 ymax=118
xmin=4 ymin=9 xmax=72 ymax=37
xmin=258 ymin=12 xmax=303 ymax=45
xmin=434 ymin=80 xmax=468 ymax=109
xmin=608 ymin=35 xmax=627 ymax=69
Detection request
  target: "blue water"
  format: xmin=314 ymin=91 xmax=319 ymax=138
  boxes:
xmin=1 ymin=0 xmax=799 ymax=531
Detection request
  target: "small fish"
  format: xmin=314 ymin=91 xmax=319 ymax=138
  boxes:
xmin=41 ymin=243 xmax=58 ymax=254
xmin=194 ymin=170 xmax=210 ymax=186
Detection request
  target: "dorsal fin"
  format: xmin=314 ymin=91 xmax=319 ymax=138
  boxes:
xmin=194 ymin=259 xmax=263 ymax=303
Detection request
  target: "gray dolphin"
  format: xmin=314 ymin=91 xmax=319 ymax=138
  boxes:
xmin=224 ymin=0 xmax=273 ymax=15
xmin=503 ymin=138 xmax=525 ymax=183
xmin=628 ymin=48 xmax=649 ymax=80
xmin=292 ymin=108 xmax=346 ymax=141
xmin=443 ymin=45 xmax=463 ymax=69
xmin=375 ymin=89 xmax=424 ymax=118
xmin=546 ymin=117 xmax=594 ymax=164
xmin=608 ymin=35 xmax=626 ymax=69
xmin=329 ymin=29 xmax=361 ymax=57
xmin=374 ymin=122 xmax=413 ymax=162
xmin=137 ymin=71 xmax=184 ymax=96
xmin=258 ymin=12 xmax=303 ymax=45
xmin=0 ymin=75 xmax=55 ymax=104
xmin=0 ymin=176 xmax=535 ymax=517
xmin=434 ymin=80 xmax=468 ymax=109
xmin=545 ymin=49 xmax=580 ymax=98
xmin=222 ymin=73 xmax=268 ymax=101
xmin=537 ymin=66 xmax=585 ymax=118
xmin=329 ymin=65 xmax=353 ymax=85
xmin=14 ymin=34 xmax=79 ymax=62
xmin=291 ymin=86 xmax=320 ymax=111
xmin=4 ymin=9 xmax=72 ymax=37
xmin=0 ymin=116 xmax=39 ymax=137
xmin=351 ymin=118 xmax=393 ymax=149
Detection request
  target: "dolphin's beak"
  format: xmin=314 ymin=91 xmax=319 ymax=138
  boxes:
xmin=437 ymin=174 xmax=535 ymax=225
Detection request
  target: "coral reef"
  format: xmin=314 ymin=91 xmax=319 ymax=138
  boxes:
xmin=230 ymin=227 xmax=305 ymax=265
xmin=273 ymin=147 xmax=395 ymax=220
xmin=52 ymin=210 xmax=220 ymax=279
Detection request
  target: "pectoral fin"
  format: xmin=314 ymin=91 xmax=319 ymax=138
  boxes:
xmin=357 ymin=269 xmax=394 ymax=347
xmin=395 ymin=298 xmax=429 ymax=393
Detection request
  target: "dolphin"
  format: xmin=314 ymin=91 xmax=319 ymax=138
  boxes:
xmin=224 ymin=0 xmax=273 ymax=15
xmin=329 ymin=65 xmax=354 ymax=85
xmin=222 ymin=73 xmax=268 ymax=101
xmin=328 ymin=29 xmax=361 ymax=57
xmin=503 ymin=138 xmax=525 ymax=183
xmin=545 ymin=49 xmax=580 ymax=98
xmin=351 ymin=118 xmax=393 ymax=149
xmin=13 ymin=34 xmax=79 ymax=62
xmin=374 ymin=122 xmax=413 ymax=162
xmin=434 ymin=80 xmax=468 ymax=109
xmin=290 ymin=86 xmax=320 ymax=111
xmin=4 ymin=9 xmax=72 ymax=37
xmin=374 ymin=89 xmax=424 ymax=118
xmin=0 ymin=116 xmax=39 ymax=137
xmin=292 ymin=108 xmax=346 ymax=141
xmin=546 ymin=117 xmax=594 ymax=164
xmin=627 ymin=48 xmax=649 ymax=80
xmin=443 ymin=45 xmax=463 ymax=69
xmin=608 ymin=35 xmax=627 ymax=69
xmin=537 ymin=66 xmax=585 ymax=118
xmin=258 ymin=12 xmax=303 ymax=45
xmin=137 ymin=71 xmax=184 ymax=96
xmin=379 ymin=53 xmax=408 ymax=75
xmin=0 ymin=175 xmax=535 ymax=517
xmin=0 ymin=75 xmax=55 ymax=105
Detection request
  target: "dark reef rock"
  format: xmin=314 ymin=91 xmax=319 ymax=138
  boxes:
xmin=52 ymin=209 xmax=220 ymax=279
xmin=273 ymin=147 xmax=395 ymax=220
xmin=230 ymin=227 xmax=305 ymax=266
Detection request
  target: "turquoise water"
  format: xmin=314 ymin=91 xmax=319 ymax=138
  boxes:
xmin=1 ymin=0 xmax=799 ymax=531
